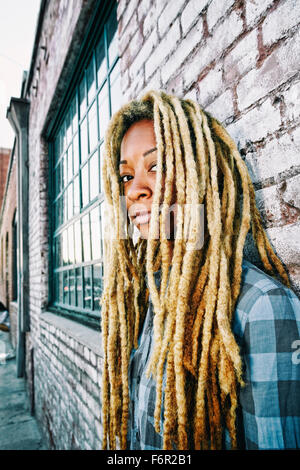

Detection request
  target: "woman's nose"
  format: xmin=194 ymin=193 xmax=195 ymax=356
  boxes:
xmin=126 ymin=173 xmax=152 ymax=202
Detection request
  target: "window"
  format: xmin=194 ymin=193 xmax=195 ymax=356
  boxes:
xmin=12 ymin=210 xmax=17 ymax=301
xmin=50 ymin=4 xmax=120 ymax=325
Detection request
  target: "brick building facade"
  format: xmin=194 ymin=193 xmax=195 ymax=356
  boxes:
xmin=3 ymin=0 xmax=300 ymax=450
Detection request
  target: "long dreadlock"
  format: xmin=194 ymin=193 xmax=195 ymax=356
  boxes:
xmin=100 ymin=90 xmax=289 ymax=450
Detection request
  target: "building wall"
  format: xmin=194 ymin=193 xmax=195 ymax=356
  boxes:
xmin=0 ymin=149 xmax=17 ymax=347
xmin=23 ymin=0 xmax=300 ymax=450
xmin=0 ymin=148 xmax=11 ymax=209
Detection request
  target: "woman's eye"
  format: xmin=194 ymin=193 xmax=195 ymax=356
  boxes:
xmin=150 ymin=164 xmax=157 ymax=172
xmin=120 ymin=174 xmax=132 ymax=183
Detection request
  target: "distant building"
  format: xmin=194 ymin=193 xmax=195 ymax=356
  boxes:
xmin=2 ymin=0 xmax=300 ymax=449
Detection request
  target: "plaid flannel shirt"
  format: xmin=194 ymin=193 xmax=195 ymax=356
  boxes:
xmin=127 ymin=260 xmax=300 ymax=450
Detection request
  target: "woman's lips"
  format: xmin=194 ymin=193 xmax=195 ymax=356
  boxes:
xmin=132 ymin=211 xmax=151 ymax=225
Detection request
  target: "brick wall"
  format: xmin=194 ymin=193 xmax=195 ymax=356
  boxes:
xmin=0 ymin=148 xmax=11 ymax=210
xmin=117 ymin=0 xmax=300 ymax=295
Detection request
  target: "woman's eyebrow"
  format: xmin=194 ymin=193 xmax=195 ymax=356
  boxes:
xmin=143 ymin=147 xmax=157 ymax=157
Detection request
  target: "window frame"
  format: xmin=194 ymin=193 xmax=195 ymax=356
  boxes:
xmin=47 ymin=1 xmax=119 ymax=330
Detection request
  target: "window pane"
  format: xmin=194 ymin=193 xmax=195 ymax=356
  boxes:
xmin=80 ymin=118 xmax=88 ymax=162
xmin=76 ymin=268 xmax=83 ymax=307
xmin=98 ymin=82 xmax=110 ymax=140
xmin=55 ymin=234 xmax=61 ymax=267
xmin=74 ymin=220 xmax=82 ymax=263
xmin=70 ymin=269 xmax=76 ymax=305
xmin=83 ymin=266 xmax=92 ymax=309
xmin=55 ymin=162 xmax=61 ymax=196
xmin=82 ymin=214 xmax=91 ymax=262
xmin=110 ymin=61 xmax=122 ymax=115
xmin=71 ymin=95 xmax=78 ymax=134
xmin=62 ymin=154 xmax=67 ymax=188
xmin=63 ymin=270 xmax=69 ymax=304
xmin=81 ymin=163 xmax=89 ymax=207
xmin=79 ymin=75 xmax=87 ymax=119
xmin=107 ymin=7 xmax=118 ymax=67
xmin=73 ymin=133 xmax=79 ymax=174
xmin=87 ymin=56 xmax=96 ymax=105
xmin=66 ymin=110 xmax=72 ymax=144
xmin=67 ymin=145 xmax=73 ymax=182
xmin=68 ymin=183 xmax=73 ymax=219
xmin=88 ymin=102 xmax=98 ymax=153
xmin=90 ymin=205 xmax=101 ymax=260
xmin=73 ymin=175 xmax=80 ymax=215
xmin=58 ymin=272 xmax=63 ymax=303
xmin=68 ymin=224 xmax=75 ymax=264
xmin=62 ymin=230 xmax=68 ymax=266
xmin=96 ymin=35 xmax=106 ymax=87
xmin=89 ymin=151 xmax=99 ymax=201
xmin=63 ymin=190 xmax=68 ymax=222
xmin=93 ymin=263 xmax=103 ymax=310
xmin=99 ymin=144 xmax=104 ymax=192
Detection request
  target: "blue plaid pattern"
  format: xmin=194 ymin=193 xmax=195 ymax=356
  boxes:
xmin=127 ymin=260 xmax=300 ymax=450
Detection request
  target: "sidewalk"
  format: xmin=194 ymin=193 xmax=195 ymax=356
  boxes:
xmin=0 ymin=330 xmax=47 ymax=450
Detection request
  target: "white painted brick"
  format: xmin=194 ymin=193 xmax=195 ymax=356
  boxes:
xmin=119 ymin=0 xmax=139 ymax=36
xmin=161 ymin=16 xmax=203 ymax=83
xmin=142 ymin=1 xmax=158 ymax=37
xmin=227 ymin=98 xmax=281 ymax=148
xmin=130 ymin=27 xmax=158 ymax=80
xmin=140 ymin=69 xmax=161 ymax=97
xmin=267 ymin=222 xmax=300 ymax=266
xmin=198 ymin=64 xmax=223 ymax=107
xmin=244 ymin=129 xmax=300 ymax=183
xmin=145 ymin=19 xmax=181 ymax=80
xmin=262 ymin=0 xmax=300 ymax=46
xmin=183 ymin=10 xmax=243 ymax=88
xmin=224 ymin=29 xmax=258 ymax=82
xmin=245 ymin=0 xmax=275 ymax=26
xmin=207 ymin=0 xmax=235 ymax=32
xmin=181 ymin=0 xmax=208 ymax=35
xmin=284 ymin=80 xmax=300 ymax=122
xmin=237 ymin=29 xmax=300 ymax=110
xmin=158 ymin=0 xmax=186 ymax=37
xmin=205 ymin=88 xmax=235 ymax=123
xmin=281 ymin=174 xmax=300 ymax=209
xmin=255 ymin=185 xmax=282 ymax=227
xmin=183 ymin=87 xmax=198 ymax=101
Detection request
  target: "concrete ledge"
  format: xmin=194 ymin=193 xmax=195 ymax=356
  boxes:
xmin=40 ymin=312 xmax=103 ymax=357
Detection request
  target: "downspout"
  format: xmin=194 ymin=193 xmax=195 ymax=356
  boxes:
xmin=6 ymin=98 xmax=30 ymax=378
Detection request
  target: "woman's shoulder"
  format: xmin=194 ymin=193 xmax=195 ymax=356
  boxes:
xmin=233 ymin=259 xmax=300 ymax=339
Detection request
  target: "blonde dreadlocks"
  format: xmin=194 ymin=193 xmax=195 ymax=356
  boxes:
xmin=100 ymin=91 xmax=289 ymax=450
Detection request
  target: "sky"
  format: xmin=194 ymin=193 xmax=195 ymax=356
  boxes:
xmin=0 ymin=0 xmax=41 ymax=149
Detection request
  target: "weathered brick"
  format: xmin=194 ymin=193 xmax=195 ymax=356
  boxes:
xmin=227 ymin=98 xmax=281 ymax=148
xmin=145 ymin=19 xmax=181 ymax=80
xmin=267 ymin=222 xmax=300 ymax=267
xmin=129 ymin=27 xmax=158 ymax=81
xmin=142 ymin=1 xmax=158 ymax=37
xmin=205 ymin=88 xmax=235 ymax=123
xmin=206 ymin=0 xmax=235 ymax=32
xmin=237 ymin=28 xmax=300 ymax=110
xmin=283 ymin=80 xmax=300 ymax=122
xmin=281 ymin=174 xmax=300 ymax=210
xmin=245 ymin=0 xmax=275 ymax=26
xmin=118 ymin=0 xmax=139 ymax=37
xmin=224 ymin=29 xmax=258 ymax=83
xmin=183 ymin=10 xmax=243 ymax=89
xmin=262 ymin=0 xmax=300 ymax=46
xmin=198 ymin=64 xmax=223 ymax=107
xmin=158 ymin=0 xmax=186 ymax=37
xmin=161 ymin=16 xmax=203 ymax=84
xmin=181 ymin=0 xmax=208 ymax=35
xmin=255 ymin=185 xmax=282 ymax=228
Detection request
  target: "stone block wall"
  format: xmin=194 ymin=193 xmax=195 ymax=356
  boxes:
xmin=117 ymin=0 xmax=300 ymax=294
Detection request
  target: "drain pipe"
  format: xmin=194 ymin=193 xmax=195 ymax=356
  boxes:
xmin=6 ymin=97 xmax=30 ymax=378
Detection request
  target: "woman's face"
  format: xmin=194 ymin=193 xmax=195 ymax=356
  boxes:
xmin=119 ymin=119 xmax=158 ymax=239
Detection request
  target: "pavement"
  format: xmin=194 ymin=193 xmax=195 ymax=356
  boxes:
xmin=0 ymin=330 xmax=47 ymax=450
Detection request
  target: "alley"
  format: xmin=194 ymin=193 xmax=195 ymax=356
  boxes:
xmin=0 ymin=330 xmax=46 ymax=450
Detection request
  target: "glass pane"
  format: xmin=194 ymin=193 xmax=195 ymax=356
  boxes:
xmin=68 ymin=224 xmax=75 ymax=264
xmin=82 ymin=214 xmax=91 ymax=262
xmin=76 ymin=268 xmax=83 ymax=307
xmin=87 ymin=56 xmax=96 ymax=105
xmin=62 ymin=230 xmax=68 ymax=266
xmin=89 ymin=151 xmax=99 ymax=201
xmin=62 ymin=154 xmax=67 ymax=188
xmin=67 ymin=145 xmax=73 ymax=182
xmin=62 ymin=123 xmax=67 ymax=153
xmin=58 ymin=272 xmax=63 ymax=303
xmin=107 ymin=7 xmax=118 ymax=67
xmin=79 ymin=75 xmax=87 ymax=119
xmin=55 ymin=235 xmax=61 ymax=267
xmin=90 ymin=205 xmax=101 ymax=260
xmin=80 ymin=118 xmax=88 ymax=162
xmin=83 ymin=266 xmax=92 ymax=309
xmin=73 ymin=175 xmax=80 ymax=215
xmin=93 ymin=263 xmax=103 ymax=310
xmin=69 ymin=269 xmax=76 ymax=305
xmin=63 ymin=190 xmax=68 ymax=222
xmin=110 ymin=61 xmax=122 ymax=115
xmin=71 ymin=95 xmax=78 ymax=134
xmin=81 ymin=163 xmax=89 ymax=207
xmin=55 ymin=162 xmax=61 ymax=196
xmin=88 ymin=102 xmax=98 ymax=153
xmin=74 ymin=220 xmax=82 ymax=263
xmin=56 ymin=196 xmax=62 ymax=227
xmin=99 ymin=144 xmax=104 ymax=192
xmin=66 ymin=110 xmax=72 ymax=144
xmin=73 ymin=133 xmax=79 ymax=174
xmin=68 ymin=183 xmax=73 ymax=219
xmin=98 ymin=82 xmax=110 ymax=140
xmin=63 ymin=270 xmax=69 ymax=304
xmin=96 ymin=35 xmax=107 ymax=87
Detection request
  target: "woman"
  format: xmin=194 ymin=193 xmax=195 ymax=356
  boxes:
xmin=100 ymin=91 xmax=300 ymax=450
